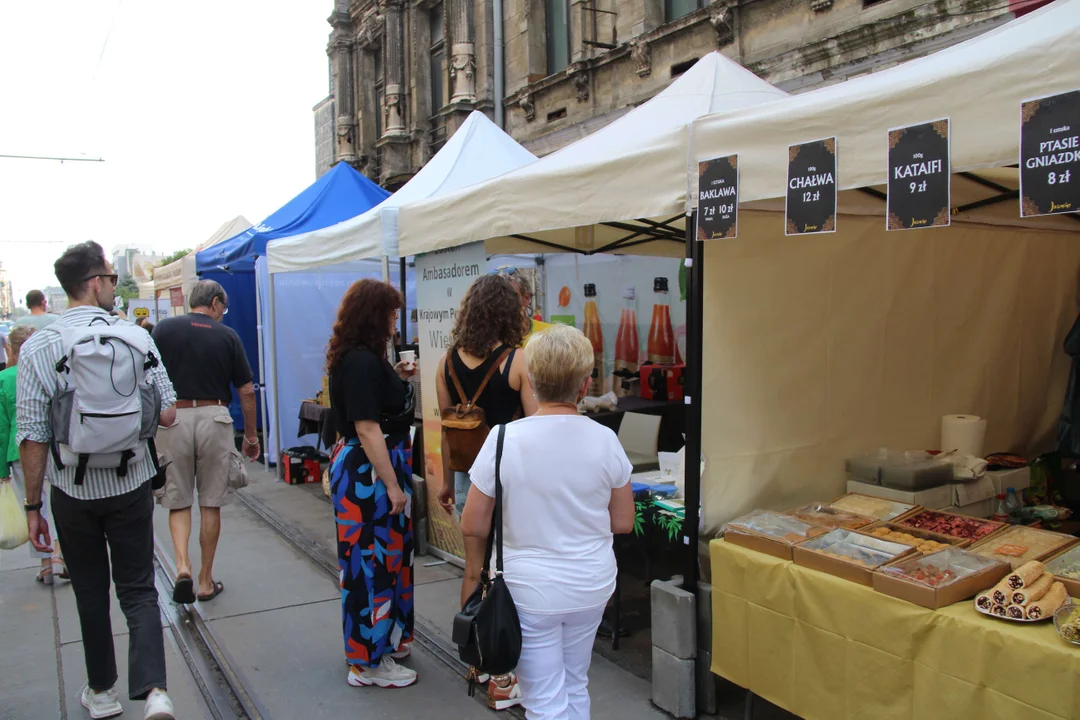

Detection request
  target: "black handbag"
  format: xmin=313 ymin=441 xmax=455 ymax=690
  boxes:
xmin=452 ymin=425 xmax=522 ymax=686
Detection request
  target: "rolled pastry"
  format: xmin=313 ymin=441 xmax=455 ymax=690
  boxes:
xmin=1012 ymin=573 xmax=1053 ymax=606
xmin=1024 ymin=582 xmax=1068 ymax=620
xmin=991 ymin=604 xmax=1008 ymax=617
xmin=990 ymin=577 xmax=1013 ymax=606
xmin=975 ymin=592 xmax=994 ymax=612
xmin=1006 ymin=605 xmax=1026 ymax=620
xmin=1006 ymin=560 xmax=1046 ymax=590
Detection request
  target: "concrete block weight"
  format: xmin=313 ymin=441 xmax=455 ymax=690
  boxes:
xmin=652 ymin=645 xmax=696 ymax=719
xmin=651 ymin=578 xmax=697 ymax=660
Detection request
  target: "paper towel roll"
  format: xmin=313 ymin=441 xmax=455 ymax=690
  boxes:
xmin=942 ymin=414 xmax=987 ymax=458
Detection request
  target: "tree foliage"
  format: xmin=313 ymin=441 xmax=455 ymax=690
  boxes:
xmin=116 ymin=274 xmax=140 ymax=303
xmin=155 ymin=248 xmax=192 ymax=270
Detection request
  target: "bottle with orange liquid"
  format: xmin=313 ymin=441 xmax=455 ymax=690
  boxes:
xmin=583 ymin=283 xmax=604 ymax=396
xmin=647 ymin=277 xmax=676 ymax=365
xmin=613 ymin=287 xmax=640 ymax=397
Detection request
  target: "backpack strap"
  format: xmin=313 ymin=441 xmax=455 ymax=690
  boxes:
xmin=468 ymin=349 xmax=513 ymax=406
xmin=445 ymin=352 xmax=470 ymax=406
xmin=74 ymin=455 xmax=89 ymax=485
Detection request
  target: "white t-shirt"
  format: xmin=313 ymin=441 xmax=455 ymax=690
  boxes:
xmin=469 ymin=415 xmax=632 ymax=615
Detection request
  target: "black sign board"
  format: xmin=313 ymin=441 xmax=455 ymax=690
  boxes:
xmin=697 ymin=155 xmax=739 ymax=240
xmin=1021 ymin=90 xmax=1080 ymax=217
xmin=887 ymin=119 xmax=951 ymax=231
xmin=786 ymin=138 xmax=837 ymax=236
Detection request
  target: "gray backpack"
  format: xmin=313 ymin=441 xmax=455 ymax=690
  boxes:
xmin=46 ymin=318 xmax=161 ymax=485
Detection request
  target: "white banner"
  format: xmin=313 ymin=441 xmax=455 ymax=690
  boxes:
xmin=416 ymin=241 xmax=486 ymax=559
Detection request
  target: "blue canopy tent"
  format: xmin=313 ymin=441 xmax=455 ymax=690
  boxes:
xmin=195 ymin=162 xmax=391 ymax=437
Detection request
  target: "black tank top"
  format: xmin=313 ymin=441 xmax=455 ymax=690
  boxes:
xmin=445 ymin=345 xmax=523 ymax=426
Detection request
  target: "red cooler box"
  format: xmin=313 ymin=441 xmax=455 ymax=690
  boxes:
xmin=282 ymin=446 xmax=328 ymax=485
xmin=640 ymin=363 xmax=685 ymax=402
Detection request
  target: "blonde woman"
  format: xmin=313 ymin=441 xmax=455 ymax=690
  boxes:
xmin=0 ymin=326 xmax=67 ymax=583
xmin=461 ymin=325 xmax=635 ymax=720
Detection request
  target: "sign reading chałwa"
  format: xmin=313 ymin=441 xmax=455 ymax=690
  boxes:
xmin=887 ymin=119 xmax=951 ymax=231
xmin=786 ymin=138 xmax=838 ymax=236
xmin=1021 ymin=90 xmax=1080 ymax=217
xmin=697 ymin=154 xmax=739 ymax=240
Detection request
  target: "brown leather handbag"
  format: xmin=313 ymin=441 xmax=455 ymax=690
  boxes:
xmin=441 ymin=349 xmax=512 ymax=472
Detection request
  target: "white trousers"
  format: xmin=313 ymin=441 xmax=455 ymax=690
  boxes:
xmin=516 ymin=604 xmax=607 ymax=720
xmin=9 ymin=462 xmax=52 ymax=560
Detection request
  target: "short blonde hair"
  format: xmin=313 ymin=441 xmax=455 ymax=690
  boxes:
xmin=525 ymin=324 xmax=594 ymax=403
xmin=7 ymin=326 xmax=36 ymax=357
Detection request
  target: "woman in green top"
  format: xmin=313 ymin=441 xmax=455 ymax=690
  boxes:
xmin=0 ymin=326 xmax=67 ymax=584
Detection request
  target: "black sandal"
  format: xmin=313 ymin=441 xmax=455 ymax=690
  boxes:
xmin=172 ymin=574 xmax=196 ymax=604
xmin=197 ymin=580 xmax=224 ymax=602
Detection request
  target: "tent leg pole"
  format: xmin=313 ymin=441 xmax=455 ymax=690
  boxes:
xmin=399 ymin=257 xmax=407 ymax=344
xmin=267 ymin=275 xmax=283 ymax=480
xmin=255 ymin=267 xmax=271 ymax=467
xmin=682 ymin=210 xmax=703 ymax=593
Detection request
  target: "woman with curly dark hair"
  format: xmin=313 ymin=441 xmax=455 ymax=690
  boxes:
xmin=435 ymin=273 xmax=537 ymax=710
xmin=326 ymin=279 xmax=419 ymax=689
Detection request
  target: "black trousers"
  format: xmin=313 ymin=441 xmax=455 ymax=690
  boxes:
xmin=51 ymin=481 xmax=166 ymax=700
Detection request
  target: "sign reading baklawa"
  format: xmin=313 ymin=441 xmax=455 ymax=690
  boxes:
xmin=887 ymin=119 xmax=951 ymax=231
xmin=697 ymin=154 xmax=739 ymax=240
xmin=1021 ymin=89 xmax=1080 ymax=217
xmin=786 ymin=138 xmax=838 ymax=236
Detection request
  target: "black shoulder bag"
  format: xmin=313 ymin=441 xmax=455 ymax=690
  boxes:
xmin=452 ymin=424 xmax=522 ymax=688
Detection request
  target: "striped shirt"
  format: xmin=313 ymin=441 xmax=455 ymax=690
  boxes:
xmin=15 ymin=306 xmax=177 ymax=500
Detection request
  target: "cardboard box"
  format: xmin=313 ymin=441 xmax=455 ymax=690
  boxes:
xmin=894 ymin=508 xmax=1008 ymax=544
xmin=847 ymin=479 xmax=952 ymax=511
xmin=1044 ymin=545 xmax=1080 ymax=599
xmin=872 ymin=553 xmax=1011 ymax=609
xmin=987 ymin=467 xmax=1031 ymax=496
xmin=968 ymin=526 xmax=1079 ymax=569
xmin=951 ymin=476 xmax=996 ymax=507
xmin=941 ymin=499 xmax=994 ymax=520
xmin=829 ymin=492 xmax=920 ymax=523
xmin=723 ymin=527 xmax=799 ymax=561
xmin=793 ymin=530 xmax=915 ymax=586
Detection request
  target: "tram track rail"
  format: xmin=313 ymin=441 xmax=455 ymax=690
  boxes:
xmin=152 ymin=539 xmax=266 ymax=720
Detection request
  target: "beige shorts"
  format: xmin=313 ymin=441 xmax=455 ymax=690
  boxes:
xmin=157 ymin=406 xmax=247 ymax=509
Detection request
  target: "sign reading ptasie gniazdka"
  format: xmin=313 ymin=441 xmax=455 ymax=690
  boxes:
xmin=786 ymin=138 xmax=838 ymax=236
xmin=887 ymin=119 xmax=951 ymax=231
xmin=1021 ymin=90 xmax=1080 ymax=217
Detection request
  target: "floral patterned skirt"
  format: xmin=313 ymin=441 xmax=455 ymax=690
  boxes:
xmin=330 ymin=436 xmax=414 ymax=667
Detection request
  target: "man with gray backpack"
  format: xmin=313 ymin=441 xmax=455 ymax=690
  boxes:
xmin=16 ymin=241 xmax=178 ymax=720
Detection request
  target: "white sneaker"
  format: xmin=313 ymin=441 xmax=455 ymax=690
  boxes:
xmin=143 ymin=689 xmax=175 ymax=720
xmin=390 ymin=644 xmax=411 ymax=659
xmin=79 ymin=684 xmax=123 ymax=719
xmin=347 ymin=657 xmax=418 ymax=688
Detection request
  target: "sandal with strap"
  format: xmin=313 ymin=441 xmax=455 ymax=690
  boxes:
xmin=51 ymin=557 xmax=70 ymax=580
xmin=36 ymin=567 xmax=54 ymax=585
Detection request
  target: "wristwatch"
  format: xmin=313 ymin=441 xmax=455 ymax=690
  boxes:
xmin=24 ymin=500 xmax=43 ymax=512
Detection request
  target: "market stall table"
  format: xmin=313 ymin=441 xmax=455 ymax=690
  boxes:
xmin=297 ymin=401 xmax=336 ymax=450
xmin=709 ymin=538 xmax=1080 ymax=720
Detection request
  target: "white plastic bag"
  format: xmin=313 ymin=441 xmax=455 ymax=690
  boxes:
xmin=0 ymin=482 xmax=30 ymax=550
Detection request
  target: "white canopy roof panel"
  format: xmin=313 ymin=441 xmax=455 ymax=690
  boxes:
xmin=266 ymin=111 xmax=537 ymax=273
xmin=396 ymin=52 xmax=788 ymax=257
xmin=689 ymin=0 xmax=1080 ymax=206
xmin=154 ymin=215 xmax=251 ymax=291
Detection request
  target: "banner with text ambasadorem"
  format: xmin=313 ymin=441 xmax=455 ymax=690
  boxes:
xmin=416 ymin=242 xmax=487 ymax=559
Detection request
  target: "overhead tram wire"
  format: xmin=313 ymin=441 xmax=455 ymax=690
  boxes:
xmin=0 ymin=154 xmax=105 ymax=163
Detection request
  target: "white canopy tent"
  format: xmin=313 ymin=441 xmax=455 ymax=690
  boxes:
xmin=395 ymin=52 xmax=788 ymax=258
xmin=153 ymin=215 xmax=251 ymax=314
xmin=682 ymin=0 xmax=1080 ymax=531
xmin=266 ymin=111 xmax=537 ymax=274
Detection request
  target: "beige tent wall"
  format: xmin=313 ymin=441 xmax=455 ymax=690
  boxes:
xmin=700 ymin=210 xmax=1080 ymax=532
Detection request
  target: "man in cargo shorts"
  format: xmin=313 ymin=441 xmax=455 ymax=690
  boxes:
xmin=152 ymin=280 xmax=259 ymax=604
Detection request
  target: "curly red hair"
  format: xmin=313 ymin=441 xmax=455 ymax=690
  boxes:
xmin=326 ymin=279 xmax=404 ymax=374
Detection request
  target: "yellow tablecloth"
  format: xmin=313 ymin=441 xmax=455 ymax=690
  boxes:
xmin=710 ymin=539 xmax=1080 ymax=720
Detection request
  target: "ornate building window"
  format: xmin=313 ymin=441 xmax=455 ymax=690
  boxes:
xmin=546 ymin=0 xmax=571 ymax=75
xmin=430 ymin=3 xmax=446 ymax=112
xmin=665 ymin=0 xmax=703 ymax=23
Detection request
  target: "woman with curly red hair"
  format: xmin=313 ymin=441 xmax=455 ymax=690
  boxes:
xmin=326 ymin=279 xmax=419 ymax=689
xmin=435 ymin=273 xmax=538 ymax=710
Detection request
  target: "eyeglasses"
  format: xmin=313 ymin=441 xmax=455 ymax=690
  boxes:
xmin=83 ymin=273 xmax=119 ymax=285
xmin=490 ymin=266 xmax=520 ymax=277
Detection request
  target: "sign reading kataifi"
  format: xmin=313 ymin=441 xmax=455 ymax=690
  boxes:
xmin=697 ymin=154 xmax=739 ymax=240
xmin=1020 ymin=90 xmax=1080 ymax=217
xmin=887 ymin=119 xmax=951 ymax=231
xmin=786 ymin=138 xmax=837 ymax=236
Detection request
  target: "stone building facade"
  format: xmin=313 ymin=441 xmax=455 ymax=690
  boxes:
xmin=315 ymin=0 xmax=1046 ymax=185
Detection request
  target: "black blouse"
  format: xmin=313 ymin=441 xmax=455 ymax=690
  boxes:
xmin=330 ymin=347 xmax=411 ymax=442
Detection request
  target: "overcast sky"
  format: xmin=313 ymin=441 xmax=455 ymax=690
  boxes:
xmin=0 ymin=0 xmax=331 ymax=305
